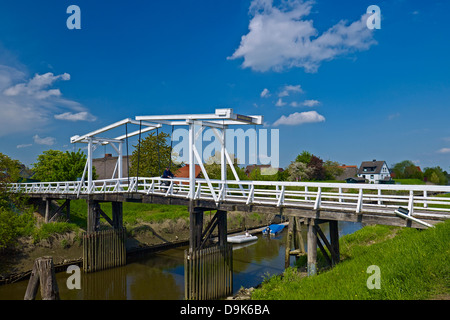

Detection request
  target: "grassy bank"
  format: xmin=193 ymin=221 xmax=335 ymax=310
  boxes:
xmin=63 ymin=199 xmax=190 ymax=230
xmin=252 ymin=220 xmax=450 ymax=300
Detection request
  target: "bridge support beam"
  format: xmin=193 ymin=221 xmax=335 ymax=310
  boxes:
xmin=301 ymin=218 xmax=341 ymax=276
xmin=285 ymin=216 xmax=306 ymax=268
xmin=307 ymin=219 xmax=318 ymax=276
xmin=185 ymin=205 xmax=232 ymax=300
xmin=87 ymin=200 xmax=100 ymax=234
xmin=31 ymin=198 xmax=70 ymax=223
xmin=84 ymin=200 xmax=126 ymax=272
xmin=189 ymin=206 xmax=204 ymax=251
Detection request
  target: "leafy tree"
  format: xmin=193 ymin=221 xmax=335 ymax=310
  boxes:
xmin=0 ymin=153 xmax=28 ymax=210
xmin=423 ymin=166 xmax=448 ymax=185
xmin=392 ymin=160 xmax=423 ymax=179
xmin=323 ymin=160 xmax=344 ymax=180
xmin=430 ymin=172 xmax=440 ymax=184
xmin=0 ymin=152 xmax=21 ymax=183
xmin=308 ymin=155 xmax=326 ymax=180
xmin=287 ymin=161 xmax=313 ymax=181
xmin=129 ymin=131 xmax=182 ymax=177
xmin=295 ymin=151 xmax=312 ymax=165
xmin=248 ymin=166 xmax=288 ymax=181
xmin=0 ymin=153 xmax=35 ymax=250
xmin=32 ymin=149 xmax=94 ymax=181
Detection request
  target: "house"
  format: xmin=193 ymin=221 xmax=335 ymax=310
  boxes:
xmin=357 ymin=160 xmax=391 ymax=184
xmin=336 ymin=165 xmax=358 ymax=181
xmin=93 ymin=154 xmax=131 ymax=180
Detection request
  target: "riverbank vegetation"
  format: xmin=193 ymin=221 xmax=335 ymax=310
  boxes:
xmin=252 ymin=220 xmax=450 ymax=300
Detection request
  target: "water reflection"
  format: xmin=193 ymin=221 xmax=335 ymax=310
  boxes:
xmin=0 ymin=221 xmax=361 ymax=300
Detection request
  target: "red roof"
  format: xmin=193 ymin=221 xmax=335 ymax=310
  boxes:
xmin=174 ymin=164 xmax=202 ymax=178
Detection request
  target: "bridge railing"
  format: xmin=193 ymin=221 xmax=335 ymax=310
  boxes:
xmin=8 ymin=178 xmax=450 ymax=218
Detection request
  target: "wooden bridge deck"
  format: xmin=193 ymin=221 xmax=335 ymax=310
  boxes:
xmin=9 ymin=177 xmax=450 ymax=229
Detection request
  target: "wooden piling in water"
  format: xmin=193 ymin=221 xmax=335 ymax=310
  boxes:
xmin=83 ymin=228 xmax=126 ymax=273
xmin=24 ymin=256 xmax=60 ymax=300
xmin=184 ymin=244 xmax=233 ymax=300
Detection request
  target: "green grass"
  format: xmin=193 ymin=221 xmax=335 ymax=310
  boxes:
xmin=252 ymin=220 xmax=450 ymax=300
xmin=33 ymin=222 xmax=79 ymax=242
xmin=393 ymin=179 xmax=426 ymax=185
xmin=61 ymin=199 xmax=190 ymax=230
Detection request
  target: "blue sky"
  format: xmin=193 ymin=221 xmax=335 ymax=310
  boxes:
xmin=0 ymin=0 xmax=449 ymax=172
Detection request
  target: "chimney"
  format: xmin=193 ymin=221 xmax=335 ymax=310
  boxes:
xmin=372 ymin=159 xmax=376 ymax=162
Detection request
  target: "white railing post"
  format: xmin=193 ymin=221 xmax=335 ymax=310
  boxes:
xmin=314 ymin=187 xmax=321 ymax=210
xmin=277 ymin=185 xmax=285 ymax=207
xmin=356 ymin=188 xmax=363 ymax=213
xmin=423 ymin=190 xmax=428 ymax=208
xmin=246 ymin=184 xmax=254 ymax=205
xmin=408 ymin=190 xmax=414 ymax=215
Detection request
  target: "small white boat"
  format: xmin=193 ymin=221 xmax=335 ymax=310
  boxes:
xmin=227 ymin=233 xmax=258 ymax=244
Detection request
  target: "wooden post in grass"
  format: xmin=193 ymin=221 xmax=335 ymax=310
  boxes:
xmin=24 ymin=256 xmax=60 ymax=300
xmin=307 ymin=219 xmax=318 ymax=276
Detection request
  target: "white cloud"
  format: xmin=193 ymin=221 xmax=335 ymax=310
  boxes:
xmin=291 ymin=99 xmax=320 ymax=107
xmin=279 ymin=84 xmax=303 ymax=97
xmin=275 ymin=98 xmax=286 ymax=107
xmin=54 ymin=111 xmax=97 ymax=122
xmin=3 ymin=72 xmax=70 ymax=98
xmin=301 ymin=99 xmax=320 ymax=107
xmin=260 ymin=88 xmax=270 ymax=98
xmin=228 ymin=0 xmax=376 ymax=72
xmin=273 ymin=111 xmax=325 ymax=126
xmin=33 ymin=134 xmax=56 ymax=146
xmin=16 ymin=143 xmax=32 ymax=149
xmin=0 ymin=63 xmax=95 ymax=137
xmin=437 ymin=148 xmax=450 ymax=154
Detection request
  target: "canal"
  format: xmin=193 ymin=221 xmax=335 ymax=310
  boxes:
xmin=0 ymin=221 xmax=361 ymax=300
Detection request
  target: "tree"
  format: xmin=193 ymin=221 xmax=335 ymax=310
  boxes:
xmin=0 ymin=152 xmax=21 ymax=183
xmin=307 ymin=155 xmax=326 ymax=180
xmin=290 ymin=151 xmax=329 ymax=181
xmin=32 ymin=149 xmax=94 ymax=182
xmin=323 ymin=160 xmax=344 ymax=180
xmin=0 ymin=153 xmax=25 ymax=210
xmin=287 ymin=161 xmax=313 ymax=181
xmin=423 ymin=166 xmax=448 ymax=185
xmin=129 ymin=131 xmax=182 ymax=177
xmin=392 ymin=160 xmax=423 ymax=179
xmin=295 ymin=151 xmax=312 ymax=165
xmin=0 ymin=153 xmax=35 ymax=250
xmin=248 ymin=166 xmax=287 ymax=181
